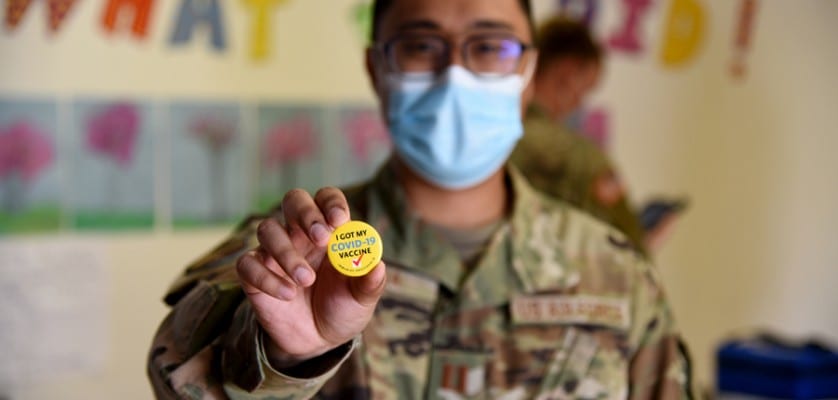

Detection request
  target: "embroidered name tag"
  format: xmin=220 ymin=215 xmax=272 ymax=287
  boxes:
xmin=511 ymin=294 xmax=629 ymax=330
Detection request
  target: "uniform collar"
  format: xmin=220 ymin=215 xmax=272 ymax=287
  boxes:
xmin=360 ymin=161 xmax=579 ymax=306
xmin=525 ymin=103 xmax=552 ymax=120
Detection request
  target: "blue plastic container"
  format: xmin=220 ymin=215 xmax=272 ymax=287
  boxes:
xmin=717 ymin=336 xmax=838 ymax=399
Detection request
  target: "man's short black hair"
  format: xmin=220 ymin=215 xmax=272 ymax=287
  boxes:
xmin=370 ymin=0 xmax=535 ymax=43
xmin=535 ymin=16 xmax=603 ymax=69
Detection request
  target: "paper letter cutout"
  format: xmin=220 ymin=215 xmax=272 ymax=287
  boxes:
xmin=607 ymin=0 xmax=653 ymax=55
xmin=101 ymin=0 xmax=155 ymax=39
xmin=557 ymin=0 xmax=599 ymax=26
xmin=241 ymin=0 xmax=288 ymax=61
xmin=169 ymin=0 xmax=227 ymax=51
xmin=46 ymin=0 xmax=77 ymax=33
xmin=730 ymin=0 xmax=758 ymax=79
xmin=4 ymin=0 xmax=34 ymax=31
xmin=659 ymin=0 xmax=706 ymax=67
xmin=5 ymin=0 xmax=78 ymax=33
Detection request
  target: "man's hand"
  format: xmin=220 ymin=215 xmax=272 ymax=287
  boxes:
xmin=235 ymin=187 xmax=386 ymax=366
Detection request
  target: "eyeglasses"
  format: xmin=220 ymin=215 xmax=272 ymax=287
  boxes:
xmin=376 ymin=34 xmax=533 ymax=78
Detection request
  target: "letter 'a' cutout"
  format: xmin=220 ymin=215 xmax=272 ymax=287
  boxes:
xmin=169 ymin=0 xmax=227 ymax=51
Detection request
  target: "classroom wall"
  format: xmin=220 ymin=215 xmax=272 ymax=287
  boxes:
xmin=0 ymin=0 xmax=373 ymax=101
xmin=586 ymin=1 xmax=838 ymax=393
xmin=1 ymin=1 xmax=836 ymax=398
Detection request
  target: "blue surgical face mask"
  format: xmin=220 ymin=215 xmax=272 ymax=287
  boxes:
xmin=384 ymin=65 xmax=533 ymax=190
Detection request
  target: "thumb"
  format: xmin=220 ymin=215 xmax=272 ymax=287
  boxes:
xmin=348 ymin=262 xmax=387 ymax=307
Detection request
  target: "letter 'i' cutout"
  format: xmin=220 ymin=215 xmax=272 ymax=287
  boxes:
xmin=731 ymin=0 xmax=758 ymax=80
xmin=607 ymin=0 xmax=653 ymax=55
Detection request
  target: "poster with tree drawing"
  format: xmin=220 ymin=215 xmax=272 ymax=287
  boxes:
xmin=70 ymin=99 xmax=155 ymax=230
xmin=256 ymin=104 xmax=324 ymax=211
xmin=334 ymin=105 xmax=391 ymax=186
xmin=0 ymin=99 xmax=61 ymax=234
xmin=169 ymin=101 xmax=248 ymax=228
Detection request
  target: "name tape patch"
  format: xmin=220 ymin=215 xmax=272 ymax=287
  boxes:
xmin=511 ymin=294 xmax=629 ymax=330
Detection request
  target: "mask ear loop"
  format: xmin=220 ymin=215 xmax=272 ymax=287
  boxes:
xmin=370 ymin=45 xmax=391 ymax=94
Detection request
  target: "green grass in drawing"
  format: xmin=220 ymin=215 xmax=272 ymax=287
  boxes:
xmin=73 ymin=211 xmax=154 ymax=230
xmin=0 ymin=205 xmax=61 ymax=234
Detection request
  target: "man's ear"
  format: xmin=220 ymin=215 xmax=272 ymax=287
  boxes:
xmin=366 ymin=47 xmax=389 ymax=120
xmin=365 ymin=47 xmax=381 ymax=95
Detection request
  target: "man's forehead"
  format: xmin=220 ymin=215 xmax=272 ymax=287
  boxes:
xmin=394 ymin=19 xmax=516 ymax=33
xmin=379 ymin=0 xmax=529 ymax=37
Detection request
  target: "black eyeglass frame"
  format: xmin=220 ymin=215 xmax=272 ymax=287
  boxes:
xmin=374 ymin=33 xmax=534 ymax=79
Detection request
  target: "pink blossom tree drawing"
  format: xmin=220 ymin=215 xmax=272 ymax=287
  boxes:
xmin=341 ymin=110 xmax=391 ymax=173
xmin=86 ymin=102 xmax=140 ymax=209
xmin=189 ymin=114 xmax=237 ymax=221
xmin=0 ymin=120 xmax=55 ymax=213
xmin=263 ymin=115 xmax=318 ymax=194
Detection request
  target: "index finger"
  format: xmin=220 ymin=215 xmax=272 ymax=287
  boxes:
xmin=282 ymin=189 xmax=330 ymax=248
xmin=314 ymin=187 xmax=351 ymax=228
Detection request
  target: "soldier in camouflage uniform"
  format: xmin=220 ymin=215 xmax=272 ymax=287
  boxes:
xmin=509 ymin=17 xmax=649 ymax=255
xmin=148 ymin=0 xmax=693 ymax=398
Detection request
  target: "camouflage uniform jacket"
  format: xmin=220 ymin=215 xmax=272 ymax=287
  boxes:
xmin=148 ymin=164 xmax=693 ymax=399
xmin=510 ymin=105 xmax=648 ymax=256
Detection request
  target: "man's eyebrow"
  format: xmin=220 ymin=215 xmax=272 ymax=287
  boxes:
xmin=396 ymin=20 xmax=441 ymax=31
xmin=395 ymin=19 xmax=515 ymax=32
xmin=470 ymin=20 xmax=515 ymax=31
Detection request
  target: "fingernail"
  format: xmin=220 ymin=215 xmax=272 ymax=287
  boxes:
xmin=310 ymin=223 xmax=330 ymax=244
xmin=294 ymin=266 xmax=313 ymax=286
xmin=328 ymin=208 xmax=347 ymax=226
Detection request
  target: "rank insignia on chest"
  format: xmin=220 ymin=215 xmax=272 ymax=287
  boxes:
xmin=436 ymin=363 xmax=486 ymax=398
xmin=430 ymin=349 xmax=491 ymax=399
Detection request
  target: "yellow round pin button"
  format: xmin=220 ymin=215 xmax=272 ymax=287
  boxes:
xmin=326 ymin=220 xmax=383 ymax=277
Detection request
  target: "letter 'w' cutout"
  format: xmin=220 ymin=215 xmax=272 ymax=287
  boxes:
xmin=5 ymin=0 xmax=80 ymax=33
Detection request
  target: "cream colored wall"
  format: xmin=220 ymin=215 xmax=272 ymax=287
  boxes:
xmin=2 ymin=1 xmax=372 ymax=399
xmin=0 ymin=0 xmax=373 ymax=101
xmin=587 ymin=0 xmax=838 ymax=391
xmin=1 ymin=1 xmax=837 ymax=398
xmin=2 ymin=230 xmax=229 ymax=400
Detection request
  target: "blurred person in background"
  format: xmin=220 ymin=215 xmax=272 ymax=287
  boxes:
xmin=511 ymin=17 xmax=681 ymax=257
xmin=148 ymin=0 xmax=693 ymax=398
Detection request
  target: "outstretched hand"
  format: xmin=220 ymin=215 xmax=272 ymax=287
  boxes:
xmin=235 ymin=187 xmax=386 ymax=365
